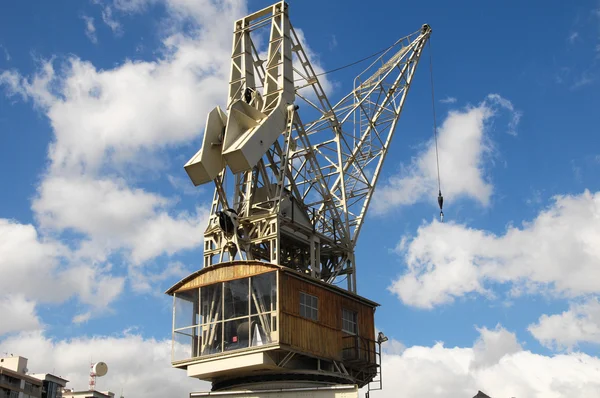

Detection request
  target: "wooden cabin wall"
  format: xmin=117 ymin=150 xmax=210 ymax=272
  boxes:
xmin=279 ymin=273 xmax=376 ymax=362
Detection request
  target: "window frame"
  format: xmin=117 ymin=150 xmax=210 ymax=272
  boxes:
xmin=299 ymin=291 xmax=318 ymax=321
xmin=341 ymin=308 xmax=358 ymax=335
xmin=171 ymin=271 xmax=278 ymax=361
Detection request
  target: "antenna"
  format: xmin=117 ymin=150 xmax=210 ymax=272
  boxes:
xmin=89 ymin=362 xmax=108 ymax=391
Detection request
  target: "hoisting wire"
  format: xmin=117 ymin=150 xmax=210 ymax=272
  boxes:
xmin=428 ymin=38 xmax=444 ymax=223
xmin=254 ymin=28 xmax=422 ymax=89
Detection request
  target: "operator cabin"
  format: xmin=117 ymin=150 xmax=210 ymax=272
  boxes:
xmin=166 ymin=260 xmax=379 ymax=390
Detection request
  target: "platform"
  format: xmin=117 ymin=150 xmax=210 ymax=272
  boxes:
xmin=190 ymin=384 xmax=358 ymax=398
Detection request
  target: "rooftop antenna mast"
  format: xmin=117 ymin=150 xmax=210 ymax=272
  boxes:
xmin=88 ymin=362 xmax=107 ymax=391
xmin=184 ymin=1 xmax=432 ymax=293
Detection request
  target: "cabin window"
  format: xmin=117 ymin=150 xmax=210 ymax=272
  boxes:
xmin=174 ymin=289 xmax=200 ymax=329
xmin=342 ymin=308 xmax=358 ymax=334
xmin=224 ymin=278 xmax=250 ymax=320
xmin=172 ymin=271 xmax=278 ymax=362
xmin=299 ymin=292 xmax=318 ymax=321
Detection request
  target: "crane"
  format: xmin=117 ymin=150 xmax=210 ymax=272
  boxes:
xmin=184 ymin=1 xmax=432 ymax=294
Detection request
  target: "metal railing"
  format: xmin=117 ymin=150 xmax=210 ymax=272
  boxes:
xmin=341 ymin=335 xmax=377 ymax=364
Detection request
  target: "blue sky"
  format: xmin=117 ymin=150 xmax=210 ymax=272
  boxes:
xmin=1 ymin=1 xmax=600 ymax=397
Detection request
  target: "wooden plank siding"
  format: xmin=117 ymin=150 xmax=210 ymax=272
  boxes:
xmin=279 ymin=273 xmax=376 ymax=363
xmin=174 ymin=263 xmax=277 ymax=292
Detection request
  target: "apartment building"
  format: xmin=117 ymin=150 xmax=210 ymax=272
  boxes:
xmin=0 ymin=356 xmax=42 ymax=398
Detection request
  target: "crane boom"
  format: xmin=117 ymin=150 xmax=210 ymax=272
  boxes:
xmin=314 ymin=25 xmax=431 ymax=248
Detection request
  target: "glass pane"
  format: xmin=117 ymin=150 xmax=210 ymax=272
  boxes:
xmin=201 ymin=283 xmax=222 ymax=324
xmin=224 ymin=278 xmax=249 ymax=320
xmin=174 ymin=289 xmax=199 ymax=329
xmin=250 ymin=315 xmax=272 ymax=346
xmin=173 ymin=327 xmax=200 ymax=361
xmin=251 ymin=272 xmax=276 ymax=314
xmin=223 ymin=318 xmax=251 ymax=351
xmin=200 ymin=323 xmax=222 ymax=355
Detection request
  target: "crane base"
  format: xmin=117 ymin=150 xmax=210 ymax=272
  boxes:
xmin=190 ymin=384 xmax=358 ymax=398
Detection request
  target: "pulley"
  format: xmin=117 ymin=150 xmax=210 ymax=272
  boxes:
xmin=216 ymin=208 xmax=239 ymax=238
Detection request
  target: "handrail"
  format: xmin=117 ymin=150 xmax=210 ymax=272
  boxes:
xmin=341 ymin=335 xmax=378 ymax=364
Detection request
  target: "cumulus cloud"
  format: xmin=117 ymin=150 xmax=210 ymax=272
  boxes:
xmin=0 ymin=0 xmax=339 ymax=332
xmin=0 ymin=219 xmax=124 ymax=306
xmin=292 ymin=28 xmax=336 ymax=97
xmin=0 ymin=296 xmax=42 ymax=335
xmin=373 ymin=94 xmax=521 ymax=214
xmin=471 ymin=325 xmax=522 ymax=370
xmin=529 ymin=298 xmax=600 ymax=351
xmin=0 ymin=0 xmax=245 ymax=326
xmin=0 ymin=48 xmax=228 ymax=173
xmin=360 ymin=326 xmax=600 ymax=398
xmin=0 ymin=330 xmax=209 ymax=396
xmin=31 ymin=175 xmax=209 ymax=264
xmin=0 ymin=219 xmax=126 ymax=334
xmin=390 ymin=190 xmax=600 ymax=309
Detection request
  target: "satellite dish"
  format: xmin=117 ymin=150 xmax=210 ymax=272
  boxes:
xmin=93 ymin=362 xmax=108 ymax=377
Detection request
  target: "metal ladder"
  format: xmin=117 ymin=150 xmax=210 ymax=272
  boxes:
xmin=365 ymin=341 xmax=383 ymax=398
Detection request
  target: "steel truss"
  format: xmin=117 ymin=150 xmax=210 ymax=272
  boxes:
xmin=191 ymin=1 xmax=431 ymax=293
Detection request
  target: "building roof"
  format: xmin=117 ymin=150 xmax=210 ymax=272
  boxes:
xmin=473 ymin=391 xmax=492 ymax=398
xmin=63 ymin=390 xmax=114 ymax=398
xmin=0 ymin=367 xmax=43 ymax=385
xmin=165 ymin=260 xmax=380 ymax=307
xmin=30 ymin=373 xmax=70 ymax=385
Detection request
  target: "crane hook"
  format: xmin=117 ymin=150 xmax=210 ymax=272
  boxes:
xmin=438 ymin=190 xmax=444 ymax=222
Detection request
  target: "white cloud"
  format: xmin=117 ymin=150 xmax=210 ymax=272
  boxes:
xmin=329 ymin=35 xmax=338 ymax=50
xmin=101 ymin=5 xmax=122 ymax=34
xmin=374 ymin=94 xmax=521 ymax=214
xmin=0 ymin=0 xmax=243 ymax=325
xmin=0 ymin=0 xmax=332 ymax=326
xmin=487 ymin=94 xmax=522 ymax=136
xmin=0 ymin=219 xmax=125 ymax=336
xmin=129 ymin=261 xmax=190 ymax=294
xmin=381 ymin=338 xmax=405 ymax=355
xmin=72 ymin=312 xmax=92 ymax=324
xmin=1 ymin=50 xmax=228 ymax=174
xmin=0 ymin=330 xmax=209 ymax=396
xmin=360 ymin=326 xmax=600 ymax=398
xmin=568 ymin=32 xmax=580 ymax=44
xmin=526 ymin=189 xmax=543 ymax=206
xmin=440 ymin=96 xmax=457 ymax=104
xmin=292 ymin=28 xmax=336 ymax=97
xmin=471 ymin=325 xmax=521 ymax=370
xmin=82 ymin=16 xmax=98 ymax=44
xmin=389 ymin=190 xmax=600 ymax=309
xmin=572 ymin=73 xmax=595 ymax=89
xmin=31 ymin=175 xmax=209 ymax=264
xmin=0 ymin=44 xmax=10 ymax=61
xmin=0 ymin=219 xmax=124 ymax=306
xmin=529 ymin=298 xmax=600 ymax=350
xmin=0 ymin=295 xmax=41 ymax=335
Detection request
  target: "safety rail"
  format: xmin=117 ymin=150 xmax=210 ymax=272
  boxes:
xmin=341 ymin=335 xmax=377 ymax=364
